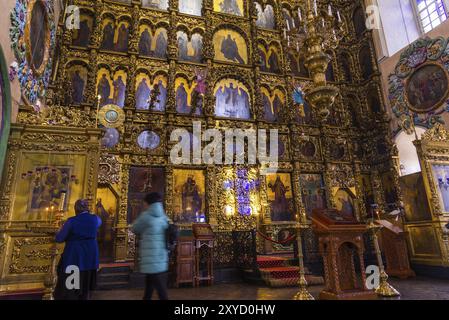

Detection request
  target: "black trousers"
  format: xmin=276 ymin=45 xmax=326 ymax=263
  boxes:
xmin=54 ymin=264 xmax=97 ymax=300
xmin=143 ymin=272 xmax=169 ymax=300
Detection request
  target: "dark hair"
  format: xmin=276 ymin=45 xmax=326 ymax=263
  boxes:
xmin=74 ymin=199 xmax=89 ymax=214
xmin=144 ymin=192 xmax=163 ymax=205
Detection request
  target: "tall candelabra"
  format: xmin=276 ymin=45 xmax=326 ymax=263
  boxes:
xmin=284 ymin=0 xmax=347 ymax=121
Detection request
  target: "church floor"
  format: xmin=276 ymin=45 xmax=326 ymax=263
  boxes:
xmin=91 ymin=276 xmax=449 ymax=300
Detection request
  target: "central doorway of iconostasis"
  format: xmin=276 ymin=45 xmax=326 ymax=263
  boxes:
xmin=127 ymin=167 xmax=165 ymax=224
xmin=96 ymin=185 xmax=119 ymax=262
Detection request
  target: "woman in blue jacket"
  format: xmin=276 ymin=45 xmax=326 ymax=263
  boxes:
xmin=54 ymin=199 xmax=102 ymax=300
xmin=132 ymin=192 xmax=169 ymax=300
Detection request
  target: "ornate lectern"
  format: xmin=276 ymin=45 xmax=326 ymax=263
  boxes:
xmin=312 ymin=209 xmax=377 ymax=300
xmin=192 ymin=224 xmax=215 ymax=287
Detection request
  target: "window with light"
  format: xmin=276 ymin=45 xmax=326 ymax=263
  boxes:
xmin=415 ymin=0 xmax=448 ymax=32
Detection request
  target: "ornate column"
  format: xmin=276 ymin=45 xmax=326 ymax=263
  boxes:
xmin=115 ymin=156 xmax=130 ymax=261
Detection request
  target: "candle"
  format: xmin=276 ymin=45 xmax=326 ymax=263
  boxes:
xmin=298 ymin=8 xmax=302 ymax=21
xmin=313 ymin=0 xmax=318 ymax=16
xmin=286 ymin=19 xmax=290 ymax=31
xmin=328 ymin=4 xmax=333 ymax=16
xmin=337 ymin=10 xmax=341 ymax=22
xmin=292 ymin=18 xmax=296 ymax=28
xmin=284 ymin=28 xmax=287 ymax=39
xmin=59 ymin=192 xmax=66 ymax=212
xmin=287 ymin=35 xmax=290 ymax=46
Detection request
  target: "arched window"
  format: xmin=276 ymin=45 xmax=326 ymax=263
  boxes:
xmin=413 ymin=0 xmax=448 ymax=32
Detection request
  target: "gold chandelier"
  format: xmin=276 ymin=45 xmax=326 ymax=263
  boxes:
xmin=284 ymin=0 xmax=347 ymax=121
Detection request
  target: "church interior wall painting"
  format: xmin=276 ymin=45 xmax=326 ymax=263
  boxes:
xmin=213 ymin=29 xmax=248 ymax=65
xmin=266 ymin=173 xmax=295 ymax=222
xmin=388 ymin=37 xmax=449 ymax=135
xmin=255 ymin=3 xmax=276 ymax=29
xmin=72 ymin=13 xmax=93 ymax=47
xmin=400 ymin=173 xmax=432 ymax=222
xmin=261 ymin=87 xmax=284 ymax=122
xmin=179 ymin=0 xmax=203 ymax=16
xmin=127 ymin=167 xmax=165 ymax=224
xmin=96 ymin=68 xmax=127 ymax=108
xmin=68 ymin=64 xmax=88 ymax=105
xmin=431 ymin=164 xmax=449 ymax=213
xmin=176 ymin=77 xmax=202 ymax=115
xmin=173 ymin=169 xmax=206 ymax=223
xmin=213 ymin=0 xmax=244 ymax=16
xmin=299 ymin=173 xmax=326 ymax=217
xmin=214 ymin=78 xmax=251 ymax=119
xmin=138 ymin=25 xmax=168 ymax=58
xmin=177 ymin=31 xmax=203 ymax=63
xmin=135 ymin=73 xmax=167 ymax=111
xmin=142 ymin=0 xmax=169 ymax=10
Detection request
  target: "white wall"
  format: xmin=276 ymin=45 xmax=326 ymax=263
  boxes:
xmin=395 ymin=127 xmax=426 ymax=176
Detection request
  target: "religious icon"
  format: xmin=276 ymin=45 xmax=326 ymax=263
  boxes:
xmin=70 ymin=67 xmax=87 ymax=105
xmin=177 ymin=32 xmax=203 ymax=62
xmin=28 ymin=0 xmax=49 ymax=71
xmin=353 ymin=6 xmax=367 ymax=38
xmin=221 ymin=34 xmax=245 ymax=64
xmin=97 ymin=71 xmax=112 ymax=106
xmin=135 ymin=77 xmax=151 ymax=109
xmin=101 ymin=21 xmax=115 ymax=51
xmin=267 ymin=49 xmax=280 ymax=73
xmin=330 ymin=143 xmax=345 ymax=160
xmin=29 ymin=167 xmax=71 ymax=212
xmin=214 ymin=29 xmax=248 ymax=64
xmin=267 ymin=173 xmax=294 ymax=221
xmin=262 ymin=89 xmax=284 ymax=122
xmin=368 ymin=90 xmax=381 ymax=113
xmin=142 ymin=0 xmax=169 ymax=10
xmin=299 ymin=174 xmax=326 ymax=217
xmin=153 ymin=28 xmax=168 ymax=58
xmin=139 ymin=27 xmax=152 ymax=56
xmin=176 ymin=82 xmax=189 ymax=113
xmin=173 ymin=169 xmax=205 ymax=223
xmin=113 ymin=73 xmax=127 ymax=108
xmin=154 ymin=78 xmax=168 ymax=111
xmin=137 ymin=130 xmax=160 ymax=150
xmin=215 ymin=79 xmax=250 ymax=119
xmin=72 ymin=16 xmax=92 ymax=47
xmin=115 ymin=22 xmax=129 ymax=52
xmin=326 ymin=61 xmax=335 ymax=82
xmin=340 ymin=53 xmax=352 ymax=82
xmin=255 ymin=3 xmax=275 ymax=29
xmin=176 ymin=78 xmax=202 ymax=115
xmin=128 ymin=167 xmax=165 ymax=223
xmin=432 ymin=164 xmax=449 ymax=213
xmin=381 ymin=172 xmax=399 ymax=205
xmin=96 ymin=194 xmax=117 ymax=260
xmin=359 ymin=174 xmax=375 ymax=213
xmin=179 ymin=0 xmax=203 ymax=16
xmin=259 ymin=46 xmax=268 ymax=71
xmin=300 ymin=140 xmax=316 ymax=158
xmin=400 ymin=173 xmax=432 ymax=221
xmin=334 ymin=189 xmax=355 ymax=218
xmin=101 ymin=128 xmax=120 ymax=148
xmin=359 ymin=46 xmax=373 ymax=80
xmin=215 ymin=0 xmax=243 ymax=16
xmin=406 ymin=64 xmax=448 ymax=112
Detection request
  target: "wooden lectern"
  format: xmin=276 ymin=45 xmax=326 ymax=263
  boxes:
xmin=192 ymin=224 xmax=215 ymax=287
xmin=377 ymin=220 xmax=415 ymax=279
xmin=312 ymin=209 xmax=377 ymax=300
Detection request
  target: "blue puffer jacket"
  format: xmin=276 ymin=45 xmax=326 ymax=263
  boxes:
xmin=131 ymin=202 xmax=169 ymax=274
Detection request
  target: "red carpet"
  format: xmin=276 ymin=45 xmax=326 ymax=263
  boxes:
xmin=257 ymin=255 xmax=324 ymax=287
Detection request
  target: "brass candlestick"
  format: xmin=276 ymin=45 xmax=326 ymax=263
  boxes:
xmin=367 ymin=219 xmax=400 ymax=297
xmin=293 ymin=213 xmax=314 ymax=300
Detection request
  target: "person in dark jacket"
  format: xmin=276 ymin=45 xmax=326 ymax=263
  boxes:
xmin=54 ymin=199 xmax=102 ymax=300
xmin=132 ymin=192 xmax=169 ymax=300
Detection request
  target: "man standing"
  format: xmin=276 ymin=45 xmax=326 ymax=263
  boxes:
xmin=54 ymin=199 xmax=102 ymax=300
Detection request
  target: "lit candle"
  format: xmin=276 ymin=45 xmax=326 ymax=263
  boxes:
xmin=286 ymin=19 xmax=291 ymax=31
xmin=298 ymin=8 xmax=302 ymax=21
xmin=328 ymin=4 xmax=333 ymax=16
xmin=292 ymin=18 xmax=296 ymax=29
xmin=313 ymin=0 xmax=318 ymax=16
xmin=287 ymin=35 xmax=290 ymax=46
xmin=337 ymin=10 xmax=341 ymax=22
